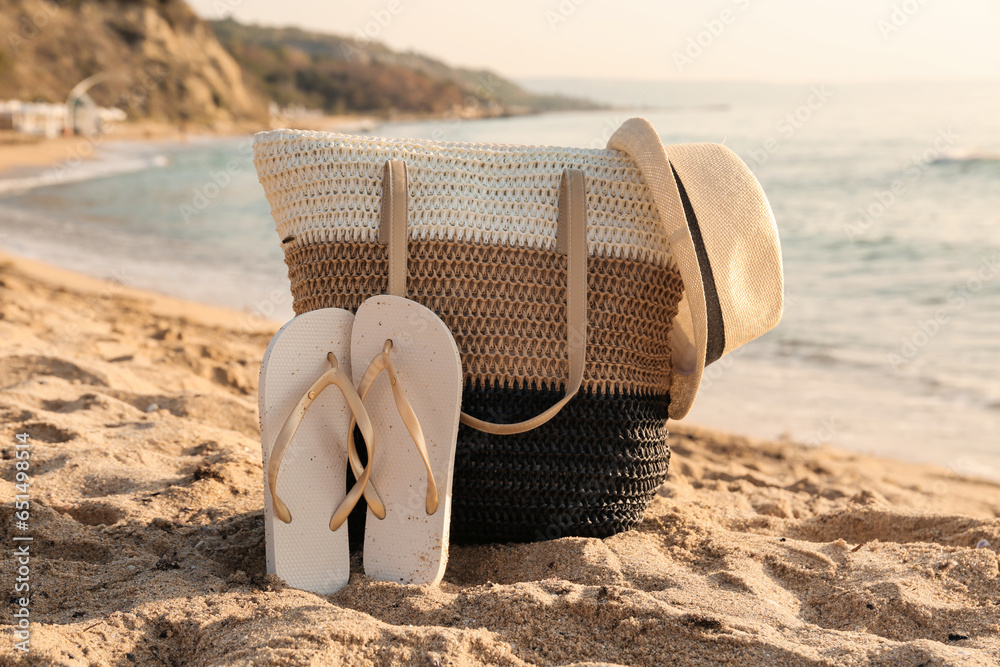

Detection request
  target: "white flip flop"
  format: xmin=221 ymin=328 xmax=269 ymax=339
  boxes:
xmin=259 ymin=308 xmax=378 ymax=594
xmin=350 ymin=295 xmax=463 ymax=586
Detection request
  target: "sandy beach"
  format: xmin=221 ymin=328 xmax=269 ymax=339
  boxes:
xmin=0 ymin=248 xmax=998 ymax=666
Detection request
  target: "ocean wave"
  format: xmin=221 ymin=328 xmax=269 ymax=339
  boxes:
xmin=0 ymin=151 xmax=169 ymax=197
xmin=931 ymin=148 xmax=1000 ymax=165
xmin=740 ymin=339 xmax=1000 ymax=415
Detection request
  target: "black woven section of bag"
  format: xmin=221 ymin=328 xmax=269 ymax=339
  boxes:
xmin=345 ymin=384 xmax=671 ymax=547
xmin=449 ymin=383 xmax=671 ymax=544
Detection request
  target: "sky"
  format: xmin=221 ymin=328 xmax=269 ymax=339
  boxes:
xmin=189 ymin=0 xmax=1000 ymax=84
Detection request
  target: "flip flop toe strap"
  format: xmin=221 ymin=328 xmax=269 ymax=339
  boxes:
xmin=350 ymin=339 xmax=439 ymax=517
xmin=268 ymin=352 xmax=378 ymax=531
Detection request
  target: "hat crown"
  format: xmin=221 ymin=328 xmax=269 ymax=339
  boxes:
xmin=666 ymin=142 xmax=784 ymax=359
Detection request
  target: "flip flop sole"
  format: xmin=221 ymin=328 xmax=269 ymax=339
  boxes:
xmin=259 ymin=309 xmax=355 ymax=594
xmin=352 ymin=295 xmax=463 ymax=586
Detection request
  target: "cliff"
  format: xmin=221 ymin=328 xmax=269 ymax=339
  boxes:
xmin=0 ymin=0 xmax=268 ymax=125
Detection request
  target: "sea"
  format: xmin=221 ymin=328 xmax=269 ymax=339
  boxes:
xmin=2 ymin=80 xmax=998 ymax=480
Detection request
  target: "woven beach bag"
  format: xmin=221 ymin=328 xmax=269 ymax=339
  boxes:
xmin=253 ymin=117 xmax=782 ymax=543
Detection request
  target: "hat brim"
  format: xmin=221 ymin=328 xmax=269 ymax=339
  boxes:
xmin=607 ymin=119 xmax=706 ymax=419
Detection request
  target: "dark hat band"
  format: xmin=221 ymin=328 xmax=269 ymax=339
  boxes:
xmin=672 ymin=166 xmax=726 ymax=366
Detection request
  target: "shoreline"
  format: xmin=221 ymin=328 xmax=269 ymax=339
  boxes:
xmin=0 ymin=249 xmax=282 ymax=332
xmin=0 ymin=114 xmax=382 ymax=176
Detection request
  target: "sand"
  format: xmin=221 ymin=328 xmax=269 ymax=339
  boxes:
xmin=0 ymin=250 xmax=999 ymax=666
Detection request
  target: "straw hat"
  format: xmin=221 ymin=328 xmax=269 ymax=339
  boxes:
xmin=609 ymin=118 xmax=784 ymax=419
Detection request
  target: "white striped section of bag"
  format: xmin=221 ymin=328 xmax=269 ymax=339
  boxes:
xmin=252 ymin=130 xmax=677 ymax=270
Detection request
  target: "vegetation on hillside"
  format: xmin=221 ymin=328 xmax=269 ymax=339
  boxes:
xmin=212 ymin=19 xmax=601 ymax=117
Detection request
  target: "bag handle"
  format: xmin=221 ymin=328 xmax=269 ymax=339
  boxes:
xmin=380 ymin=160 xmax=410 ymax=298
xmin=379 ymin=160 xmax=588 ymax=435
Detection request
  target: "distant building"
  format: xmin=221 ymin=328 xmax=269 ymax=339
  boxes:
xmin=0 ymin=100 xmax=66 ymax=138
xmin=0 ymin=99 xmax=126 ymax=138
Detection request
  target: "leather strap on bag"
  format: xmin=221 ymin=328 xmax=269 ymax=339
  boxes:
xmin=380 ymin=160 xmax=409 ymax=298
xmin=378 ymin=161 xmax=588 ymax=435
